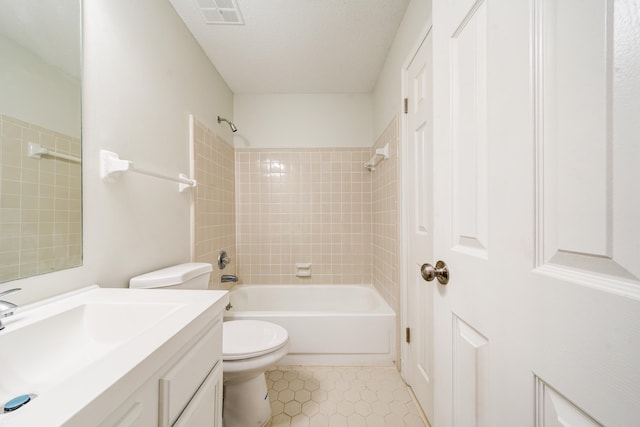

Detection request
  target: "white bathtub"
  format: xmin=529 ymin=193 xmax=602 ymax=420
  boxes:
xmin=224 ymin=284 xmax=396 ymax=366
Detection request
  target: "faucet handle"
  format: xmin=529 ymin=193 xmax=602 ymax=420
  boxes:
xmin=0 ymin=288 xmax=21 ymax=299
xmin=217 ymin=250 xmax=231 ymax=270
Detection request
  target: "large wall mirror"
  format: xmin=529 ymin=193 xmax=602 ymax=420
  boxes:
xmin=0 ymin=0 xmax=82 ymax=283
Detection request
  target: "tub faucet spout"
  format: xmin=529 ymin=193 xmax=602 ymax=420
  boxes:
xmin=221 ymin=275 xmax=238 ymax=283
xmin=0 ymin=288 xmax=21 ymax=331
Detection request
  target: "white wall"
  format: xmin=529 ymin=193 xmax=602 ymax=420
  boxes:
xmin=234 ymin=93 xmax=372 ymax=148
xmin=234 ymin=0 xmax=431 ymax=151
xmin=373 ymin=0 xmax=432 ymax=139
xmin=1 ymin=0 xmax=432 ymax=304
xmin=0 ymin=35 xmax=81 ymax=138
xmin=1 ymin=0 xmax=233 ymax=304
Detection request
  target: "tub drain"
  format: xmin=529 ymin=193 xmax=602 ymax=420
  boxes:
xmin=3 ymin=394 xmax=36 ymax=413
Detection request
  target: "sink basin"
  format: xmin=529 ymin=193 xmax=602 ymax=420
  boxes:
xmin=0 ymin=302 xmax=180 ymax=393
xmin=0 ymin=286 xmax=228 ymax=426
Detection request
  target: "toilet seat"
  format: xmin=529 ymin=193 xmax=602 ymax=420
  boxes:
xmin=223 ymin=320 xmax=289 ymax=360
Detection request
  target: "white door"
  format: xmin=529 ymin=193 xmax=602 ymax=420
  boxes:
xmin=402 ymin=29 xmax=435 ymax=423
xmin=429 ymin=0 xmax=640 ymax=426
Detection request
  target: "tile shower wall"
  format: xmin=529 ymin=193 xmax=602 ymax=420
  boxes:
xmin=192 ymin=118 xmax=236 ymax=289
xmin=371 ymin=117 xmax=400 ymax=361
xmin=0 ymin=115 xmax=81 ymax=282
xmin=235 ymin=148 xmax=373 ymax=284
xmin=371 ymin=117 xmax=400 ymax=314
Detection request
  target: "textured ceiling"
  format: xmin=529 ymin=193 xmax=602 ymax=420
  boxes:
xmin=168 ymin=0 xmax=411 ymax=94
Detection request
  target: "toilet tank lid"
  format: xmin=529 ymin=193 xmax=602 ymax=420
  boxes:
xmin=129 ymin=262 xmax=213 ymax=289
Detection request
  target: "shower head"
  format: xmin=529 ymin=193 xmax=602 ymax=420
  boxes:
xmin=217 ymin=116 xmax=238 ymax=133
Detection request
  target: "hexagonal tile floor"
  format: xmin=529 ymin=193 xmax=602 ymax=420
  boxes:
xmin=265 ymin=366 xmax=430 ymax=427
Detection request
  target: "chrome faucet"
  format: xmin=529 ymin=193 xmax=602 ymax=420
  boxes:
xmin=221 ymin=275 xmax=238 ymax=283
xmin=0 ymin=288 xmax=21 ymax=331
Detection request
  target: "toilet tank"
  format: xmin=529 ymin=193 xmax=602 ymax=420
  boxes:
xmin=129 ymin=263 xmax=213 ymax=290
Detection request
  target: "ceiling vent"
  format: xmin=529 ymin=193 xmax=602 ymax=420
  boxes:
xmin=195 ymin=0 xmax=244 ymax=25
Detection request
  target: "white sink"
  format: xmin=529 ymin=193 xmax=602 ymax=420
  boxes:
xmin=0 ymin=302 xmax=180 ymax=393
xmin=0 ymin=286 xmax=228 ymax=426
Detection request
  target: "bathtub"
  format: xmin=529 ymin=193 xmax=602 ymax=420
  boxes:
xmin=224 ymin=284 xmax=396 ymax=366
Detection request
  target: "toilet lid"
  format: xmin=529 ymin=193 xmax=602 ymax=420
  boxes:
xmin=223 ymin=320 xmax=289 ymax=360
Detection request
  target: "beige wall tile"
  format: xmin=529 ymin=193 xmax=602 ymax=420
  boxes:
xmin=235 ymin=147 xmax=373 ymax=285
xmin=193 ymin=118 xmax=237 ymax=290
xmin=0 ymin=115 xmax=82 ymax=283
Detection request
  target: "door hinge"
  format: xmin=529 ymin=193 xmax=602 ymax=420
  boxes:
xmin=403 ymin=98 xmax=408 ymax=114
xmin=405 ymin=327 xmax=411 ymax=343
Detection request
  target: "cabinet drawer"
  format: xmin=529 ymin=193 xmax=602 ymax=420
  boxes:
xmin=158 ymin=321 xmax=222 ymax=427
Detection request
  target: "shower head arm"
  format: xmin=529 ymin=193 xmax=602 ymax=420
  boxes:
xmin=217 ymin=116 xmax=238 ymax=132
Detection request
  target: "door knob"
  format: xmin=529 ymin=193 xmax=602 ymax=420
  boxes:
xmin=420 ymin=260 xmax=449 ymax=285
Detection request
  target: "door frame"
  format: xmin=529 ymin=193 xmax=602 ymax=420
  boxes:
xmin=399 ymin=22 xmax=433 ymax=381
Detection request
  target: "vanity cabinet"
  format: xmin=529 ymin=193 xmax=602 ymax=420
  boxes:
xmin=0 ymin=287 xmax=228 ymax=427
xmin=96 ymin=319 xmax=223 ymax=427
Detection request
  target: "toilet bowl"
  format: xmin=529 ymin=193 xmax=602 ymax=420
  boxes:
xmin=222 ymin=320 xmax=289 ymax=427
xmin=129 ymin=264 xmax=290 ymax=427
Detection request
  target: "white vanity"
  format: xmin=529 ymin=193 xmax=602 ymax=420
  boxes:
xmin=0 ymin=286 xmax=228 ymax=426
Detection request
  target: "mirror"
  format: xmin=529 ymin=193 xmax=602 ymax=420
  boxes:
xmin=0 ymin=0 xmax=82 ymax=283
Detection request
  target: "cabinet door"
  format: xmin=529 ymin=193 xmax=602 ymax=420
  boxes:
xmin=159 ymin=323 xmax=221 ymax=426
xmin=173 ymin=362 xmax=223 ymax=427
xmin=97 ymin=378 xmax=158 ymax=427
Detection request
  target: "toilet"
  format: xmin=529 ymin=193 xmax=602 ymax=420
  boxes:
xmin=129 ymin=263 xmax=289 ymax=427
xmin=223 ymin=320 xmax=289 ymax=427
